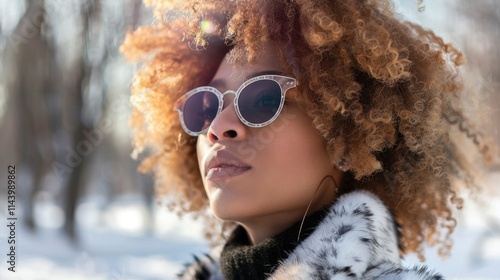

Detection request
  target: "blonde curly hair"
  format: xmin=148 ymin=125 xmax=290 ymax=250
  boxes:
xmin=121 ymin=0 xmax=495 ymax=259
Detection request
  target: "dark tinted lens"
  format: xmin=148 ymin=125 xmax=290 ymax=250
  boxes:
xmin=238 ymin=80 xmax=282 ymax=124
xmin=183 ymin=91 xmax=219 ymax=133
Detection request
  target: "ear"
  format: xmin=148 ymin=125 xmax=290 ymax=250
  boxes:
xmin=335 ymin=159 xmax=351 ymax=172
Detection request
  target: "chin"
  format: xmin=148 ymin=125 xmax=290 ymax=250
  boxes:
xmin=210 ymin=203 xmax=243 ymax=221
xmin=206 ymin=183 xmax=251 ymax=219
xmin=210 ymin=200 xmax=260 ymax=223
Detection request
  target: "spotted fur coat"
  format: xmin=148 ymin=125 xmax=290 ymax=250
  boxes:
xmin=178 ymin=190 xmax=444 ymax=279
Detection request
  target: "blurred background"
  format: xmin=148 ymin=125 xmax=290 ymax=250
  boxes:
xmin=0 ymin=0 xmax=499 ymax=279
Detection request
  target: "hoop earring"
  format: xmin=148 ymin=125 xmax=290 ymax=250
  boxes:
xmin=297 ymin=175 xmax=339 ymax=241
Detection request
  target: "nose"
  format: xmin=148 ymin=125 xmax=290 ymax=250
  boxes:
xmin=207 ymin=92 xmax=247 ymax=143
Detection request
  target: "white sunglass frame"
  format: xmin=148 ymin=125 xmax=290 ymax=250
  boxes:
xmin=174 ymin=75 xmax=298 ymax=136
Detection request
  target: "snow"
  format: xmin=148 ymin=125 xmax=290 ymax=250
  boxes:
xmin=0 ymin=196 xmax=208 ymax=280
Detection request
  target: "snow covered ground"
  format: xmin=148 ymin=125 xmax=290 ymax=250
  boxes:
xmin=0 ymin=195 xmax=208 ymax=280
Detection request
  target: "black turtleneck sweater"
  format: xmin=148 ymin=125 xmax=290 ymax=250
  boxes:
xmin=219 ymin=207 xmax=330 ymax=279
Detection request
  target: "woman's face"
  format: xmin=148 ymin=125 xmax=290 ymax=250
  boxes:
xmin=196 ymin=41 xmax=342 ymax=240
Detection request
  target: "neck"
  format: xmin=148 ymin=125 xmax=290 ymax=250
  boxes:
xmin=241 ymin=190 xmax=337 ymax=244
xmin=240 ymin=170 xmax=343 ymax=245
xmin=240 ymin=210 xmax=305 ymax=245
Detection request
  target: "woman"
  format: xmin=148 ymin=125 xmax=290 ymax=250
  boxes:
xmin=121 ymin=0 xmax=495 ymax=279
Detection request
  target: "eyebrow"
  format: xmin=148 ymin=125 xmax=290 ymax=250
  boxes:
xmin=208 ymin=70 xmax=284 ymax=89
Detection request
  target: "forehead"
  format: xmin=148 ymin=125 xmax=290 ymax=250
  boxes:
xmin=211 ymin=42 xmax=283 ymax=84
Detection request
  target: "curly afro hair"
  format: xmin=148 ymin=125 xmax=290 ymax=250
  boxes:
xmin=121 ymin=0 xmax=496 ymax=259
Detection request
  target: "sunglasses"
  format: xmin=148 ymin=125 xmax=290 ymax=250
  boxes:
xmin=174 ymin=75 xmax=297 ymax=136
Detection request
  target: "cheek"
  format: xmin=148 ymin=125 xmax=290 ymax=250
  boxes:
xmin=281 ymin=108 xmax=328 ymax=159
xmin=276 ymin=130 xmax=329 ymax=171
xmin=264 ymin=109 xmax=332 ymax=181
xmin=196 ymin=136 xmax=209 ymax=175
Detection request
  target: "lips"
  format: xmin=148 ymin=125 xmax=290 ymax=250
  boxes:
xmin=205 ymin=149 xmax=251 ymax=180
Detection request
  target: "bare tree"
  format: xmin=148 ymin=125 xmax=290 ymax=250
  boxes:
xmin=456 ymin=0 xmax=500 ymax=149
xmin=2 ymin=0 xmax=56 ymax=231
xmin=1 ymin=0 xmax=152 ymax=242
